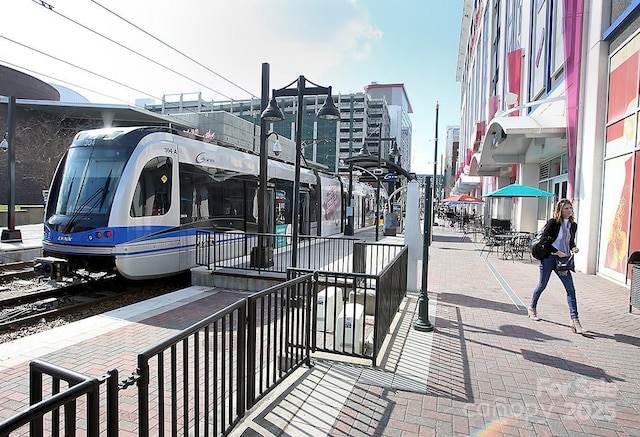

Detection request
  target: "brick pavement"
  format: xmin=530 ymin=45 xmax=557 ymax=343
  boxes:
xmin=0 ymin=287 xmax=249 ymax=431
xmin=372 ymin=227 xmax=639 ymax=436
xmin=2 ymin=224 xmax=640 ymax=436
xmin=233 ymin=225 xmax=640 ymax=436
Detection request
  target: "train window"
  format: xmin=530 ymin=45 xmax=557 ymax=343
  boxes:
xmin=51 ymin=147 xmax=126 ymax=219
xmin=130 ymin=157 xmax=173 ymax=217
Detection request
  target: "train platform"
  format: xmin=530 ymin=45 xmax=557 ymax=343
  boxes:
xmin=1 ymin=224 xmax=640 ymax=435
xmin=0 ymin=223 xmax=43 ymax=264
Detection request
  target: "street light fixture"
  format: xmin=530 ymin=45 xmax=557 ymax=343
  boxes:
xmin=272 ymin=134 xmax=282 ymax=156
xmin=0 ymin=133 xmax=8 ymax=151
xmin=261 ymin=75 xmax=340 ymax=268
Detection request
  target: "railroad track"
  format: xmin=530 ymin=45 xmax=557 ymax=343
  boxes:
xmin=0 ymin=261 xmax=35 ymax=283
xmin=0 ymin=273 xmax=191 ymax=332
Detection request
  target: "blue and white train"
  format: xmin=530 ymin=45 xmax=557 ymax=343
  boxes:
xmin=42 ymin=126 xmax=348 ymax=280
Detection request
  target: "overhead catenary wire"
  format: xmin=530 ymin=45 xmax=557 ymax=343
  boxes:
xmin=31 ymin=0 xmax=238 ymax=101
xmin=0 ymin=35 xmax=163 ymax=101
xmin=90 ymin=0 xmax=259 ymax=99
xmin=0 ymin=59 xmax=136 ymax=105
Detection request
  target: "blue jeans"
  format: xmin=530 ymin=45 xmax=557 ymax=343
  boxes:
xmin=530 ymin=255 xmax=578 ymax=320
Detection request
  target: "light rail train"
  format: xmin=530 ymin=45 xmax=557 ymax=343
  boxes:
xmin=42 ymin=126 xmax=372 ymax=279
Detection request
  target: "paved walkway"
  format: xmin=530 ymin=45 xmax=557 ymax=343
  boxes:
xmin=230 ymin=224 xmax=640 ymax=436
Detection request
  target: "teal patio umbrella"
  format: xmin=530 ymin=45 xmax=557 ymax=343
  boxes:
xmin=483 ymin=183 xmax=553 ymax=198
xmin=483 ymin=184 xmax=553 ymax=232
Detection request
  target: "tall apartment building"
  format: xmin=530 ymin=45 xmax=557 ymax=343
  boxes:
xmin=146 ymin=83 xmax=413 ymax=176
xmin=363 ymin=83 xmax=413 ymax=173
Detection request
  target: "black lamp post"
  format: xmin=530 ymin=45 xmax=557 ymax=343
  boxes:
xmin=344 ymin=95 xmax=355 ymax=236
xmin=376 ymin=128 xmax=382 ymax=241
xmin=414 ymin=175 xmax=434 ymax=331
xmin=345 ymin=158 xmax=355 ymax=236
xmin=254 ymin=63 xmax=271 ymax=267
xmin=387 ymin=140 xmax=400 ymax=201
xmin=414 ymin=103 xmax=439 ymax=332
xmin=261 ymin=75 xmax=340 ymax=268
xmin=433 ymin=102 xmax=439 ymax=221
xmin=363 ymin=126 xmax=396 ymax=242
xmin=1 ymin=96 xmax=22 ymax=243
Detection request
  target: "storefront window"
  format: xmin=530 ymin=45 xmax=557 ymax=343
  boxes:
xmin=537 ymin=153 xmax=568 ymax=220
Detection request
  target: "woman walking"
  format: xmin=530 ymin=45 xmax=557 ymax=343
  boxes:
xmin=528 ymin=199 xmax=585 ymax=333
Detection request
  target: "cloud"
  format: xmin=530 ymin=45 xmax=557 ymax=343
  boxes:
xmin=341 ymin=20 xmax=384 ymax=62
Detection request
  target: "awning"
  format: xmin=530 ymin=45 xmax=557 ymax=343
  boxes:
xmin=454 ymin=174 xmax=481 ymax=193
xmin=477 ymin=115 xmax=566 ymax=174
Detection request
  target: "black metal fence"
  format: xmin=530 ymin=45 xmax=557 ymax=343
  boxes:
xmin=1 ymin=237 xmax=406 ymax=435
xmin=196 ymin=231 xmax=361 ymax=274
xmin=290 ymin=244 xmax=408 ymax=364
xmin=0 ymin=360 xmax=119 ymax=436
xmin=246 ymin=274 xmax=314 ymax=408
xmin=133 ymin=273 xmax=314 ymax=436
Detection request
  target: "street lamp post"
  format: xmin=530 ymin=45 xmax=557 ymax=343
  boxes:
xmin=261 ymin=75 xmax=340 ymax=268
xmin=356 ymin=128 xmax=398 ymax=242
xmin=1 ymin=96 xmax=22 ymax=243
xmin=433 ymin=102 xmax=439 ymax=221
xmin=255 ymin=63 xmax=271 ymax=267
xmin=345 ymin=95 xmax=355 ymax=236
xmin=414 ymin=175 xmax=434 ymax=332
xmin=376 ymin=129 xmax=382 ymax=241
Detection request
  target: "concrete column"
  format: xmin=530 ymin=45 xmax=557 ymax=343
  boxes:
xmin=517 ymin=163 xmax=540 ymax=232
xmin=573 ymin=0 xmax=608 ymax=274
xmin=404 ymin=182 xmax=422 ymax=292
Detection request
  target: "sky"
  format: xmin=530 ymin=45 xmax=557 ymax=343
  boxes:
xmin=0 ymin=0 xmax=463 ymax=175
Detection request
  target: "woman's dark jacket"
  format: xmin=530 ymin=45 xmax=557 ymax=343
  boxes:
xmin=540 ymin=218 xmax=577 ymax=257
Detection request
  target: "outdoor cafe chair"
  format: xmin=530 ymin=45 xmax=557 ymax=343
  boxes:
xmin=479 ymin=228 xmax=505 ymax=257
xmin=513 ymin=233 xmax=533 ymax=263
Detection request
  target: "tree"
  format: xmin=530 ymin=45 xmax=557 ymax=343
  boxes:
xmin=0 ymin=108 xmax=84 ymax=204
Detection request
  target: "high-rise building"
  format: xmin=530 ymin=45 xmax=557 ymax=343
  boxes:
xmin=144 ymin=83 xmax=413 ymax=175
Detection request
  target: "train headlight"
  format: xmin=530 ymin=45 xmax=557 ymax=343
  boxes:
xmin=84 ymin=229 xmax=113 ymax=243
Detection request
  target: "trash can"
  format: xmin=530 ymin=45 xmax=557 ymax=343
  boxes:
xmin=628 ymin=250 xmax=640 ymax=313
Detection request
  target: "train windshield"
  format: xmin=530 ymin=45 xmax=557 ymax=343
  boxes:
xmin=47 ymin=145 xmax=132 ymax=231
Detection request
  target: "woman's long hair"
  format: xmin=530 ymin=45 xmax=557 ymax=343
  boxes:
xmin=552 ymin=198 xmax=575 ymax=224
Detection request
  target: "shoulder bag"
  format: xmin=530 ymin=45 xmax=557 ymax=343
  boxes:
xmin=555 ymin=254 xmax=575 ymax=272
xmin=530 ymin=232 xmax=551 ymax=260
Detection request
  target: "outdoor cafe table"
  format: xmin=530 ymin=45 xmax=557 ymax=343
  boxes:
xmin=494 ymin=232 xmax=531 ymax=260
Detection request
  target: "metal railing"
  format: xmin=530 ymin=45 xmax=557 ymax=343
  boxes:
xmin=196 ymin=230 xmax=361 ymax=274
xmin=290 ymin=244 xmax=408 ymax=364
xmin=246 ymin=274 xmax=314 ymax=408
xmin=0 ymin=360 xmax=119 ymax=436
xmin=135 ymin=299 xmax=247 ymax=437
xmin=133 ymin=273 xmax=314 ymax=436
xmin=195 ymin=230 xmax=405 ymax=277
xmin=1 ymin=237 xmax=405 ymax=434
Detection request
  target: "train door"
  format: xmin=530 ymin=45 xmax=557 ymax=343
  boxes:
xmin=178 ymin=162 xmax=195 ymax=271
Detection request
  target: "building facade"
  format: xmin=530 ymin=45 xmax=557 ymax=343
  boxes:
xmin=456 ymin=0 xmax=640 ymax=285
xmin=148 ymin=83 xmax=413 ymax=176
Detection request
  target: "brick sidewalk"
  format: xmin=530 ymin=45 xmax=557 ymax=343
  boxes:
xmin=2 ymin=225 xmax=639 ymax=436
xmin=346 ymin=227 xmax=640 ymax=436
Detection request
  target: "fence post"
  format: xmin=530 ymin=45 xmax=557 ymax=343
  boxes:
xmin=353 ymin=242 xmax=366 ymax=273
xmin=105 ymin=369 xmax=119 ymax=437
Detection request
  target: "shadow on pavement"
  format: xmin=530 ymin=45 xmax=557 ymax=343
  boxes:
xmin=521 ymin=349 xmax=624 ymax=382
